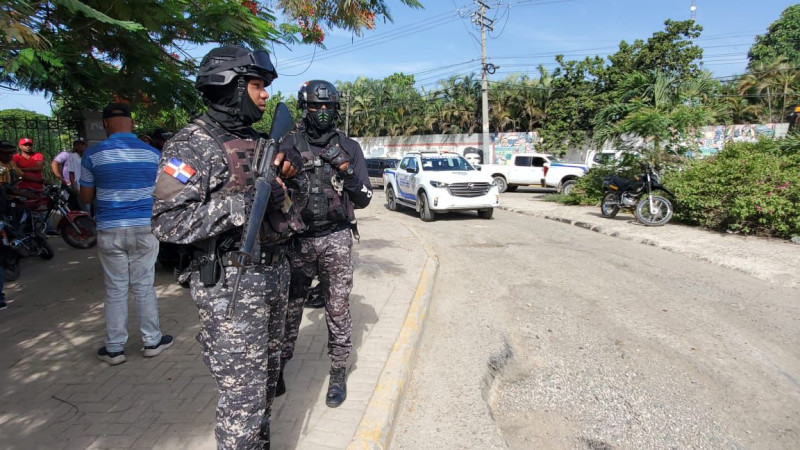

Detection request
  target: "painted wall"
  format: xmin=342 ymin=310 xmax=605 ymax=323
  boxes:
xmin=353 ymin=132 xmax=542 ymax=166
xmin=354 ymin=134 xmax=484 ymax=160
xmin=689 ymin=123 xmax=789 ymax=157
xmin=352 ymin=123 xmax=790 ymax=165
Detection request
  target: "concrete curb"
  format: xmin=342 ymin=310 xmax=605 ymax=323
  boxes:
xmin=498 ymin=205 xmax=655 ymax=247
xmin=348 ymin=234 xmax=439 ymax=450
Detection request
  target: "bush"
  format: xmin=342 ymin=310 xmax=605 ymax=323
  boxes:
xmin=555 ymin=159 xmax=644 ymax=205
xmin=663 ymin=138 xmax=800 ymax=238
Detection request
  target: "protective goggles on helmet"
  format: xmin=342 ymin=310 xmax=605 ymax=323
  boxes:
xmin=198 ymin=50 xmax=277 ymax=87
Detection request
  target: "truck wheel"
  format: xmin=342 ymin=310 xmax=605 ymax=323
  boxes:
xmin=493 ymin=176 xmax=508 ymax=193
xmin=477 ymin=208 xmax=493 ymax=219
xmin=560 ymin=180 xmax=577 ymax=195
xmin=386 ymin=185 xmax=399 ymax=211
xmin=506 ymin=185 xmax=518 ymax=192
xmin=419 ymin=192 xmax=435 ymax=222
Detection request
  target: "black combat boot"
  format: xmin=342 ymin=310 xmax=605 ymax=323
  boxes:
xmin=304 ymin=284 xmax=326 ymax=309
xmin=326 ymin=368 xmax=347 ymax=408
xmin=275 ymin=368 xmax=286 ymax=397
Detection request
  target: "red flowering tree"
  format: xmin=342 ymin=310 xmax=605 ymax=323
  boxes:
xmin=0 ymin=0 xmax=422 ymax=119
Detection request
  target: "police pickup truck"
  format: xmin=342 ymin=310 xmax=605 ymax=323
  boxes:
xmin=384 ymin=151 xmax=499 ymax=221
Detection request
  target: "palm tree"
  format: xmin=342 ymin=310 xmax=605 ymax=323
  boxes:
xmin=738 ymin=56 xmax=800 ymax=122
xmin=593 ymin=69 xmax=715 ymax=167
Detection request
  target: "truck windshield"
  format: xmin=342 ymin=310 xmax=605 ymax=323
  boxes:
xmin=420 ymin=156 xmax=473 ymax=171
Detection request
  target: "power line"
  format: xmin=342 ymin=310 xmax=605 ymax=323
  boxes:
xmin=275 ymin=10 xmax=464 ymax=71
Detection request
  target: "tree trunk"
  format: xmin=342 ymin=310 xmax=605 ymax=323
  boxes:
xmin=766 ymin=86 xmax=773 ymax=123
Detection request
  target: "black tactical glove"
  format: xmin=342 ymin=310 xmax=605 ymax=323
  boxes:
xmin=267 ymin=179 xmax=286 ymax=210
xmin=319 ymin=144 xmax=349 ymax=168
xmin=279 ymin=147 xmax=304 ymax=172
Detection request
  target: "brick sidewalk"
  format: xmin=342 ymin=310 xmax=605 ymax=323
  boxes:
xmin=0 ymin=203 xmax=427 ymax=449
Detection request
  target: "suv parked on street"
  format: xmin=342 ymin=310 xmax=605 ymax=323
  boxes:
xmin=383 ymin=152 xmax=499 ymax=221
xmin=366 ymin=157 xmax=399 ymax=187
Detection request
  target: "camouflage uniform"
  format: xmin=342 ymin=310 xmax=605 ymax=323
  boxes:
xmin=152 ymin=117 xmax=302 ymax=449
xmin=284 ymin=229 xmax=353 ymax=369
xmin=280 ymin=130 xmax=372 ymax=372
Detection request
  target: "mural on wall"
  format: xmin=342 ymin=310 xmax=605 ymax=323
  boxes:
xmin=366 ymin=147 xmax=388 ymax=157
xmin=689 ymin=124 xmax=781 ymax=157
xmin=491 ymin=132 xmax=542 ymax=164
xmin=354 ymin=135 xmax=484 ymax=160
xmin=355 ymin=123 xmax=788 ymax=163
xmin=462 ymin=147 xmax=484 ymax=165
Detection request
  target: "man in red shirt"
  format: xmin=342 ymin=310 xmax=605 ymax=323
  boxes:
xmin=13 ymin=138 xmax=44 ymax=192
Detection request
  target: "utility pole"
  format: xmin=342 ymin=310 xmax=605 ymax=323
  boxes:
xmin=344 ymin=89 xmax=351 ymax=135
xmin=472 ymin=1 xmax=494 ymax=162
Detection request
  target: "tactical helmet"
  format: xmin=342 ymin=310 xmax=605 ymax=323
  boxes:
xmin=297 ymin=80 xmax=340 ymax=111
xmin=195 ymin=46 xmax=277 ymax=92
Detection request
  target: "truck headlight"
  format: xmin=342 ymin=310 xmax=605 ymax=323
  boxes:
xmin=430 ymin=181 xmax=449 ymax=188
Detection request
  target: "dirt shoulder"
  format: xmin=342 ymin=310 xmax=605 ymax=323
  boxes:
xmin=498 ymin=195 xmax=800 ymax=289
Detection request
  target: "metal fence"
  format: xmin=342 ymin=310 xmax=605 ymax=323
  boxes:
xmin=0 ymin=117 xmax=80 ymax=162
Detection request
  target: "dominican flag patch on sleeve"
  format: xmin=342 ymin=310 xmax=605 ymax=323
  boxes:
xmin=164 ymin=157 xmax=196 ymax=184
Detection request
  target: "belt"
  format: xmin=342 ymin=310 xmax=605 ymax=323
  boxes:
xmin=304 ymin=222 xmax=348 ymax=238
xmin=221 ymin=245 xmax=287 ymax=267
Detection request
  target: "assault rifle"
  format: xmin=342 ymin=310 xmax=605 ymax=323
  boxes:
xmin=225 ymin=102 xmax=295 ymax=320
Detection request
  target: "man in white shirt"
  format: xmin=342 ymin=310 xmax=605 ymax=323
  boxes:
xmin=64 ymin=138 xmax=88 ymax=211
xmin=50 ymin=138 xmax=86 ymax=185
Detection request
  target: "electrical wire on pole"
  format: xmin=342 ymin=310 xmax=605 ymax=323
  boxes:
xmin=472 ymin=0 xmax=495 ymax=163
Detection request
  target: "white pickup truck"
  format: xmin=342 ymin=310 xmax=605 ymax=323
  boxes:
xmin=542 ymin=162 xmax=590 ymax=194
xmin=480 ymin=153 xmax=557 ymax=193
xmin=542 ymin=150 xmax=627 ymax=194
xmin=384 ymin=152 xmax=499 ymax=222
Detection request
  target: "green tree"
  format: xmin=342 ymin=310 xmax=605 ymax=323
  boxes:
xmin=603 ymin=19 xmax=704 ymax=93
xmin=748 ymin=5 xmax=800 ymax=67
xmin=0 ymin=0 xmax=422 ymax=120
xmin=593 ymin=70 xmax=716 ymax=167
xmin=717 ymin=81 xmax=761 ymax=124
xmin=539 ymin=55 xmax=607 ymax=155
xmin=738 ymin=56 xmax=800 ymax=122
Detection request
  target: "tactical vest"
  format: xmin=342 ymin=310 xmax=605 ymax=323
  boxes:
xmin=194 ymin=118 xmax=305 ymax=245
xmin=295 ymin=132 xmax=353 ymax=229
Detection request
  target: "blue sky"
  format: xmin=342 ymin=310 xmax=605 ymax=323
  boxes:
xmin=1 ymin=0 xmax=796 ymax=116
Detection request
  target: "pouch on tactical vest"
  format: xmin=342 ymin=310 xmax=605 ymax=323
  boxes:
xmin=194 ymin=118 xmax=306 ymax=245
xmin=296 ymin=131 xmax=356 ymax=229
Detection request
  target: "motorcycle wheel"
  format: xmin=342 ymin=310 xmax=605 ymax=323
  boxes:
xmin=600 ymin=192 xmax=620 ymax=218
xmin=634 ymin=195 xmax=673 ymax=226
xmin=61 ymin=216 xmax=97 ymax=249
xmin=3 ymin=256 xmax=21 ymax=282
xmin=37 ymin=238 xmax=55 ymax=260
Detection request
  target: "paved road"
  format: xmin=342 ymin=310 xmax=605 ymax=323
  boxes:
xmin=390 ymin=192 xmax=800 ymax=449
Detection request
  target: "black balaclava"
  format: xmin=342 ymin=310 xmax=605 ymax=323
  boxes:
xmin=303 ymin=106 xmax=338 ymax=145
xmin=204 ymin=76 xmax=264 ymax=134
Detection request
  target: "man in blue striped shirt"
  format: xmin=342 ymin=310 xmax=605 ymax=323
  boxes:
xmin=80 ymin=102 xmax=173 ymax=365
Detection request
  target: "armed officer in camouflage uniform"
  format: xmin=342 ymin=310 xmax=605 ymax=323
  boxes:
xmin=151 ymin=46 xmax=304 ymax=449
xmin=276 ymin=80 xmax=372 ymax=408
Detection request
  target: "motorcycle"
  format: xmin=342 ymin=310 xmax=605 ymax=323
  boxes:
xmin=0 ymin=221 xmax=22 ymax=281
xmin=600 ymin=165 xmax=675 ymax=226
xmin=33 ymin=184 xmax=97 ymax=249
xmin=3 ymin=195 xmax=54 ymax=261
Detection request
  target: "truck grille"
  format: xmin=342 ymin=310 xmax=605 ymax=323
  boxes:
xmin=448 ymin=182 xmax=491 ymax=197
